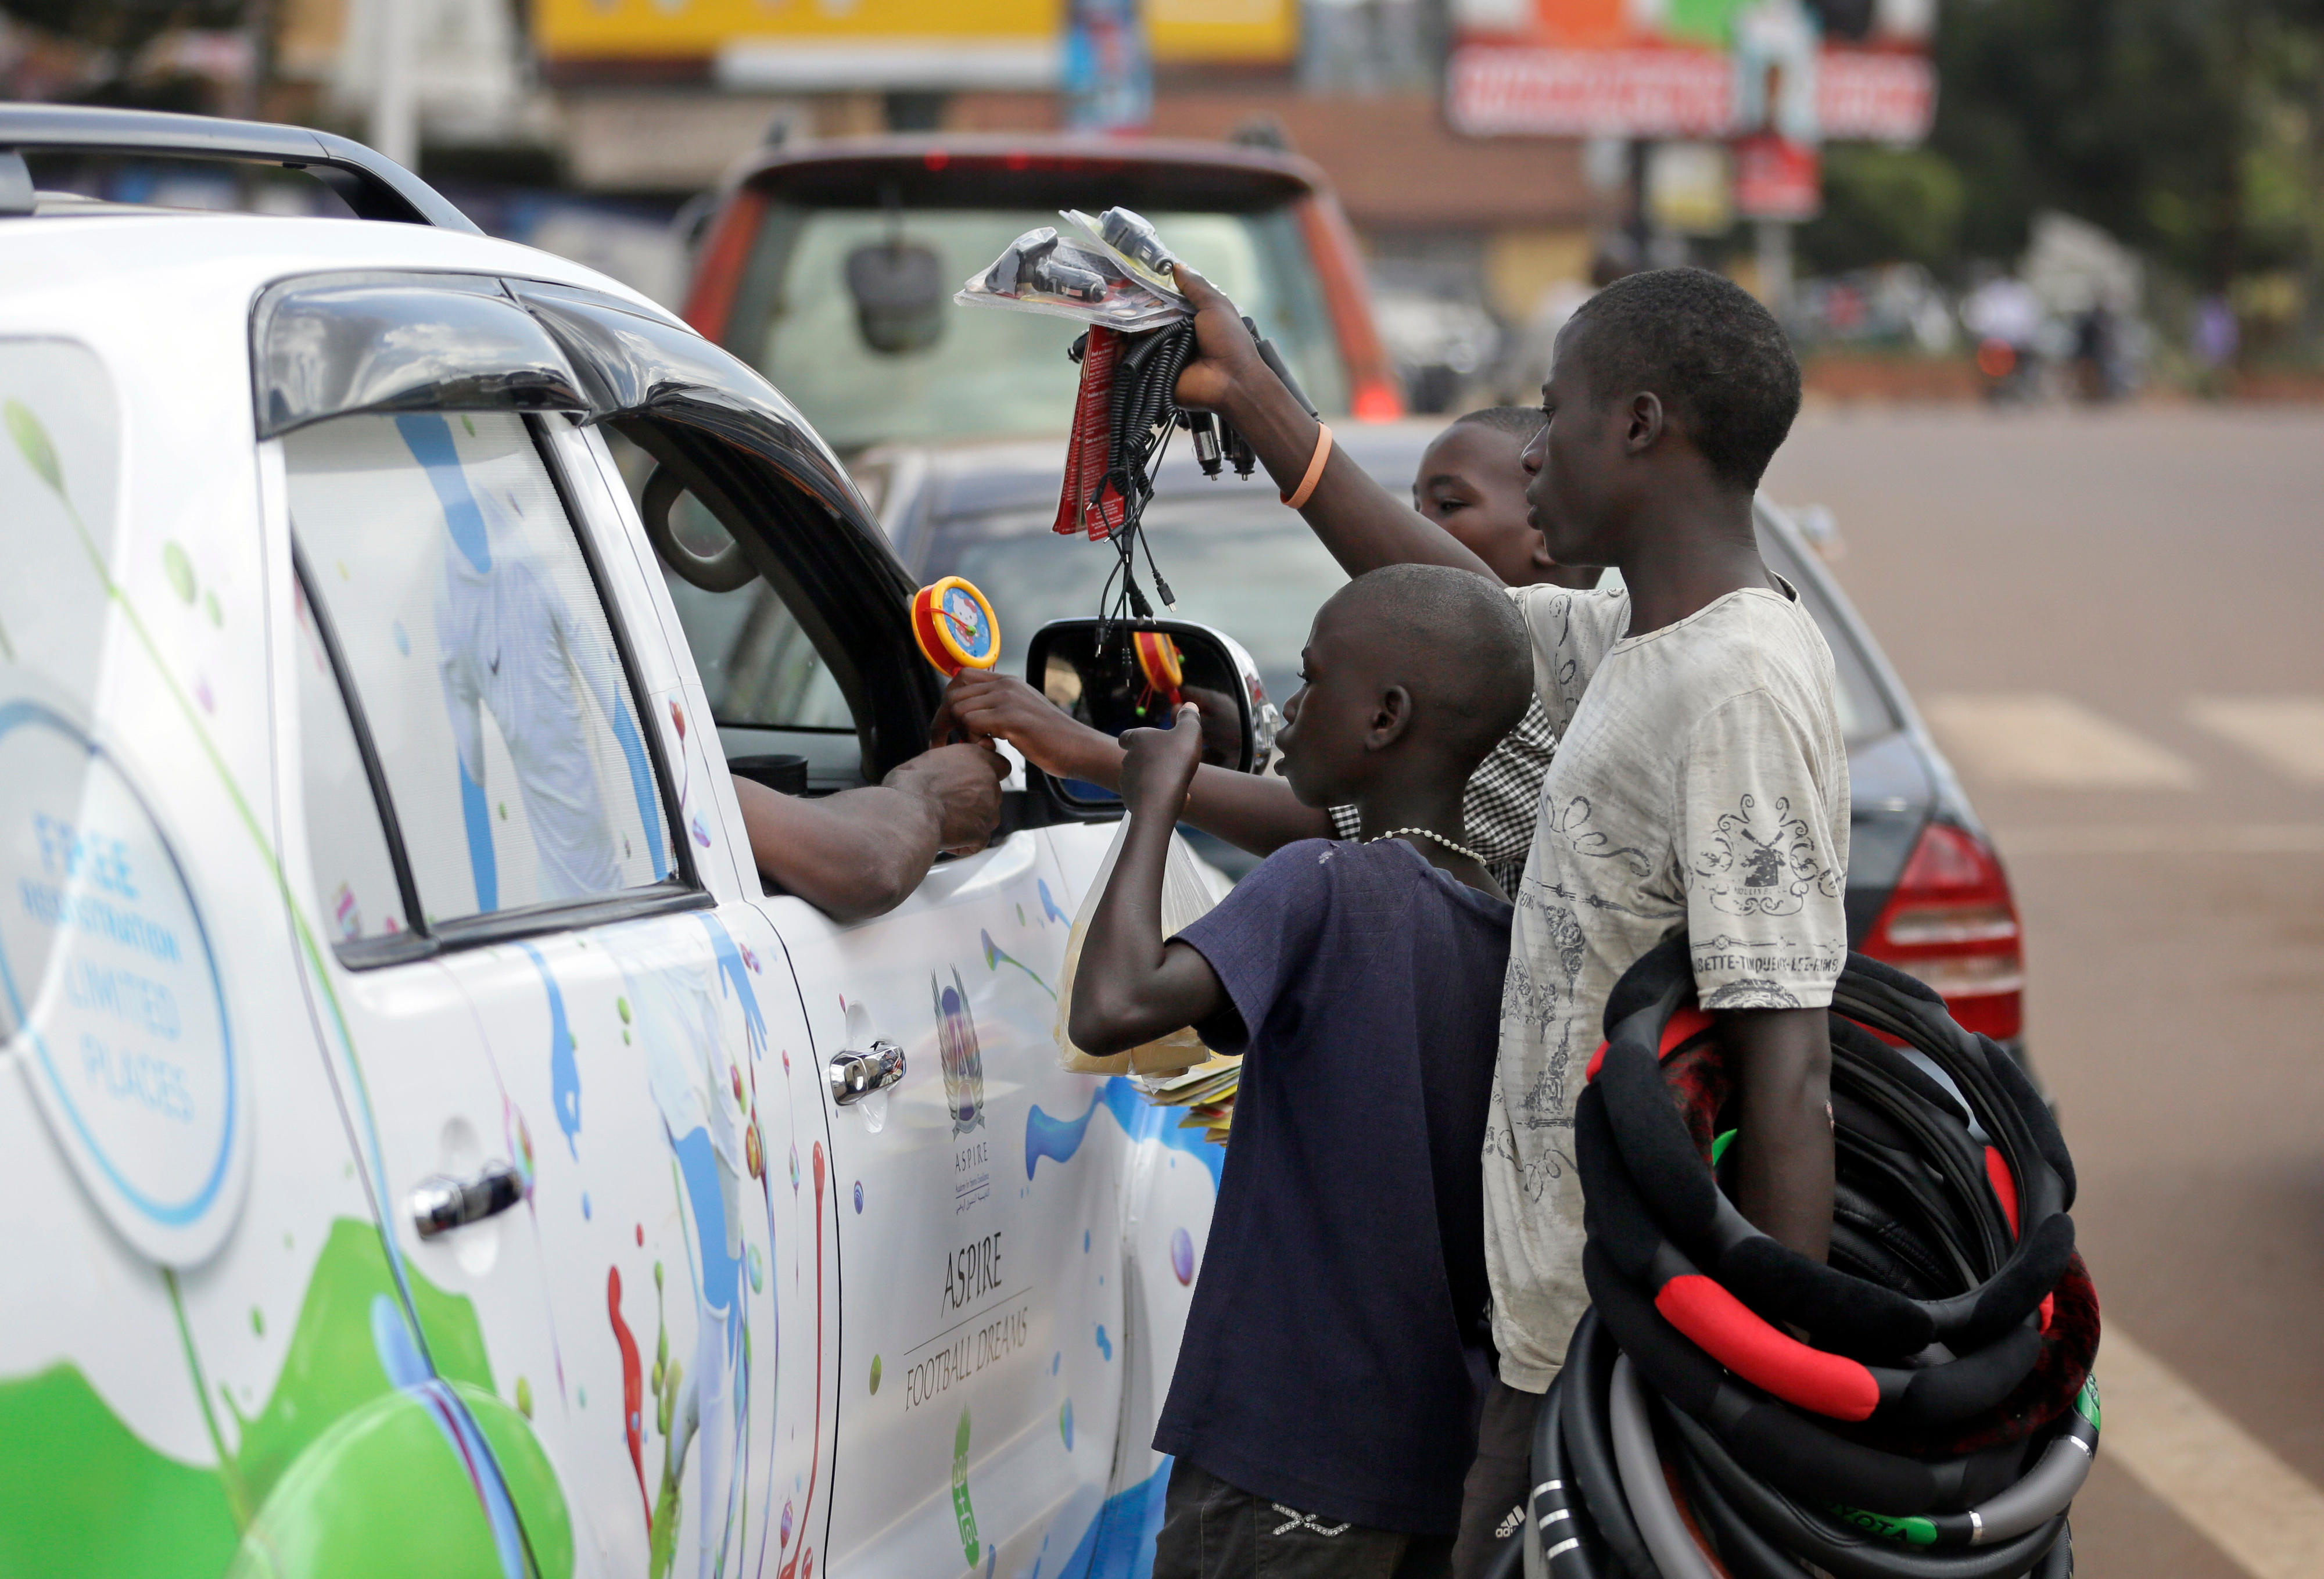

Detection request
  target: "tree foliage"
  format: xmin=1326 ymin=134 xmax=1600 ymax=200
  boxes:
xmin=1802 ymin=0 xmax=2324 ymax=290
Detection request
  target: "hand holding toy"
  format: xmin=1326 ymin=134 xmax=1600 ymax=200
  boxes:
xmin=911 ymin=577 xmax=1001 ymax=677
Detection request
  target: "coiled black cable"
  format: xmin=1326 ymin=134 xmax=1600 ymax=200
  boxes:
xmin=1538 ymin=938 xmax=2093 ymax=1579
xmin=1535 ymin=1370 xmax=1608 ymax=1577
xmin=1563 ymin=1310 xmax=1656 ymax=1578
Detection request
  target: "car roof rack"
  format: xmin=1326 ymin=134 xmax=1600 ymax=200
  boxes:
xmin=0 ymin=103 xmax=479 ymax=232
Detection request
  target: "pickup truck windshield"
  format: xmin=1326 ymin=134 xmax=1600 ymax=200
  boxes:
xmin=727 ymin=204 xmax=1347 ymax=451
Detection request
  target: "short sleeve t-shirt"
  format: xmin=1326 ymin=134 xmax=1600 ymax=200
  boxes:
xmin=1484 ymin=580 xmax=1851 ymax=1392
xmin=1163 ymin=838 xmax=1512 ymax=1534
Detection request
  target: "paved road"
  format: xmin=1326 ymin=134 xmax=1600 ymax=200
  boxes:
xmin=1763 ymin=404 xmax=2324 ymax=1578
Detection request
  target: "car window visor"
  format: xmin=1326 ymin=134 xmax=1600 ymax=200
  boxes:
xmin=253 ymin=275 xmax=589 ymax=439
xmin=251 ymin=273 xmax=873 ymax=528
xmin=508 ymin=281 xmax=870 ymax=530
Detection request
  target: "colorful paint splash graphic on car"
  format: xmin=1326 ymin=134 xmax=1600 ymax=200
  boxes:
xmin=0 ymin=1219 xmax=570 ymax=1578
xmin=1025 ymin=1090 xmax=1103 ymax=1178
xmin=3 ymin=393 xmax=561 ymax=1573
xmin=980 ymin=927 xmax=1056 ymax=999
xmin=935 ymin=967 xmax=987 ymax=1139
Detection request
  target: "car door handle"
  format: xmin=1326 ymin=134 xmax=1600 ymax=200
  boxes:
xmin=829 ymin=1040 xmax=906 ymax=1105
xmin=410 ymin=1162 xmax=525 ymax=1239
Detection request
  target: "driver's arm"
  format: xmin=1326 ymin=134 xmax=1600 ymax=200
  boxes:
xmin=934 ymin=670 xmax=1332 ymax=856
xmin=732 ymin=742 xmax=1006 ymax=923
xmin=1171 ymin=265 xmax=1495 ymax=582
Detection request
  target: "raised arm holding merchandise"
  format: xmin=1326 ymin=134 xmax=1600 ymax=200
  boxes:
xmin=1171 ymin=266 xmax=1493 ymax=582
xmin=1064 ymin=704 xmax=1233 ymax=1055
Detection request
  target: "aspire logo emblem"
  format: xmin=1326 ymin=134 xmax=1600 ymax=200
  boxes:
xmin=934 ymin=967 xmax=985 ymax=1138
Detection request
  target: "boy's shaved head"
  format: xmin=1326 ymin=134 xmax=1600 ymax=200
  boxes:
xmin=1454 ymin=405 xmax=1548 ymax=442
xmin=1324 ymin=565 xmax=1533 ymax=769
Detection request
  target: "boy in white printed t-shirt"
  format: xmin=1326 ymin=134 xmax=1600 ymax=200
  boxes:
xmin=1164 ymin=263 xmax=1848 ymax=1577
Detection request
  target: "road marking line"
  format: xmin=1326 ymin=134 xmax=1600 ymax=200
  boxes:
xmin=1923 ymin=694 xmax=2199 ymax=790
xmin=2188 ymin=697 xmax=2324 ymax=784
xmin=2100 ymin=1329 xmax=2324 ymax=1578
xmin=1997 ymin=824 xmax=2324 ymax=855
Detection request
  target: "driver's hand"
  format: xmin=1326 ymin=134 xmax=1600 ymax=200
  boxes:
xmin=885 ymin=742 xmax=1008 ymax=855
xmin=1171 ymin=265 xmax=1267 ymax=416
xmin=1118 ymin=703 xmax=1204 ymax=822
xmin=1180 ymin=684 xmax=1243 ymax=767
xmin=935 ymin=671 xmax=1121 ymax=787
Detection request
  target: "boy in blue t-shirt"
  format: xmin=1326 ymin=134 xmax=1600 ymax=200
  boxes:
xmin=1070 ymin=564 xmax=1536 ymax=1576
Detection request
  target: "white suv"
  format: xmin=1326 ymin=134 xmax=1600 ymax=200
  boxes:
xmin=0 ymin=107 xmax=1227 ymax=1579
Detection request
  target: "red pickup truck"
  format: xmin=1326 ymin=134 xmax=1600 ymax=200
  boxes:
xmin=680 ymin=133 xmax=1403 ymax=452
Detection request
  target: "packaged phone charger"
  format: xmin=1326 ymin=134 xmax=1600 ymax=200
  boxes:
xmin=1061 ymin=207 xmax=1187 ymax=303
xmin=956 ymin=225 xmax=1189 ymax=331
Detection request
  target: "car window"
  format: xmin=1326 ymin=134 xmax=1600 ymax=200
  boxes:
xmin=664 ymin=568 xmax=856 ymax=732
xmin=735 ymin=204 xmax=1346 ymax=450
xmin=291 ymin=577 xmax=410 ymax=945
xmin=597 ymin=432 xmax=856 ymax=733
xmin=284 ymin=411 xmax=673 ymax=924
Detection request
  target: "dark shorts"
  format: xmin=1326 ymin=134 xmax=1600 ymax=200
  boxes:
xmin=1449 ymin=1378 xmax=1542 ymax=1579
xmin=1153 ymin=1460 xmax=1456 ymax=1579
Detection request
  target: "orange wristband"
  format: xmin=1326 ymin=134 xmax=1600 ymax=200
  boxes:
xmin=1280 ymin=422 xmax=1333 ymax=510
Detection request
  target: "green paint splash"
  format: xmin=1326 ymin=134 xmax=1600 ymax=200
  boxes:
xmin=645 ymin=1257 xmax=696 ymax=1579
xmin=5 ymin=396 xmax=62 ymax=490
xmin=951 ymin=1407 xmax=980 ymax=1569
xmin=1 ymin=1220 xmax=569 ymax=1578
xmin=162 ymin=541 xmax=197 ymax=603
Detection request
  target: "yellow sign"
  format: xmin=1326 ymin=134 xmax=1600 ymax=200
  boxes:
xmin=1149 ymin=0 xmax=1295 ymax=64
xmin=536 ymin=0 xmax=1292 ymax=66
xmin=535 ymin=0 xmax=1061 ymax=58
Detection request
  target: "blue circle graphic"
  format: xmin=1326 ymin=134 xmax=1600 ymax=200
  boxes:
xmin=0 ymin=700 xmax=238 ymax=1229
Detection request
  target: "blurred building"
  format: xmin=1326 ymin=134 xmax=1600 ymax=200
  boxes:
xmin=9 ymin=0 xmax=1930 ymax=396
xmin=247 ymin=0 xmax=1597 ymax=326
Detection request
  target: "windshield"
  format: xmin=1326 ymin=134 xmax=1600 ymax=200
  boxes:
xmin=728 ymin=204 xmax=1347 ymax=451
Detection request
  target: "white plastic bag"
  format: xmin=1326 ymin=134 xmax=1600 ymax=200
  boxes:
xmin=1053 ymin=815 xmax=1226 ymax=1076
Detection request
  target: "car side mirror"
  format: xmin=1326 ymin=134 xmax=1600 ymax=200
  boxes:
xmin=1023 ymin=617 xmax=1281 ymax=817
xmin=845 ymin=239 xmax=946 ymax=356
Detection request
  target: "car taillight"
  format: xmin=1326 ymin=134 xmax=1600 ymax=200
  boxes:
xmin=1860 ymin=821 xmax=2023 ymax=1041
xmin=1351 ymin=376 xmax=1404 ymax=422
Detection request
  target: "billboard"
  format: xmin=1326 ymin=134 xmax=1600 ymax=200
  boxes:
xmin=1446 ymin=0 xmax=1935 ymax=144
xmin=533 ymin=0 xmax=1294 ymax=82
xmin=535 ymin=0 xmax=1066 ymax=88
xmin=1148 ymin=0 xmax=1297 ymax=64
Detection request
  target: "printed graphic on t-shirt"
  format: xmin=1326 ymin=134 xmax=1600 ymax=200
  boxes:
xmin=1692 ymin=790 xmax=1843 ymax=919
xmin=1539 ymin=793 xmax=1652 ymax=883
